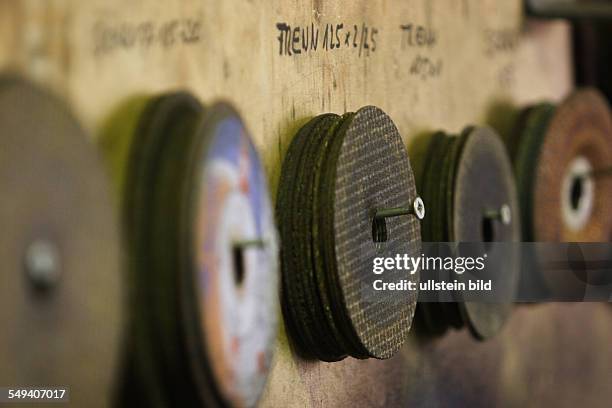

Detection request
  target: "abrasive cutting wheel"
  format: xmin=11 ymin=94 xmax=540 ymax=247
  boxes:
xmin=278 ymin=106 xmax=423 ymax=361
xmin=114 ymin=95 xmax=278 ymax=408
xmin=508 ymin=89 xmax=612 ymax=298
xmin=0 ymin=77 xmax=124 ymax=407
xmin=510 ymin=89 xmax=612 ymax=242
xmin=412 ymin=126 xmax=521 ymax=340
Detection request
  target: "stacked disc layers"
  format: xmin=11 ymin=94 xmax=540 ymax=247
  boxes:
xmin=116 ymin=94 xmax=278 ymax=408
xmin=509 ymin=88 xmax=612 ymax=242
xmin=412 ymin=127 xmax=521 ymax=340
xmin=278 ymin=106 xmax=422 ymax=361
xmin=507 ymin=88 xmax=612 ymax=297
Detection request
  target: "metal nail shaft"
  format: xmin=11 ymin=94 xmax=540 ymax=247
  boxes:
xmin=233 ymin=239 xmax=266 ymax=249
xmin=375 ymin=207 xmax=413 ymax=219
xmin=484 ymin=204 xmax=512 ymax=226
xmin=374 ymin=197 xmax=425 ymax=221
xmin=372 ymin=197 xmax=425 ymax=243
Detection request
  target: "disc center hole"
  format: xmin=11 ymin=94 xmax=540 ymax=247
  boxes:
xmin=570 ymin=175 xmax=584 ymax=211
xmin=562 ymin=156 xmax=594 ymax=231
xmin=232 ymin=245 xmax=246 ymax=287
xmin=372 ymin=218 xmax=388 ymax=243
xmin=482 ymin=217 xmax=495 ymax=243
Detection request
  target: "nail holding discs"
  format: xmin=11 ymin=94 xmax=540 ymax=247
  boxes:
xmin=413 ymin=127 xmax=521 ymax=340
xmin=0 ymin=77 xmax=123 ymax=406
xmin=508 ymin=89 xmax=612 ymax=296
xmin=278 ymin=106 xmax=422 ymax=361
xmin=121 ymin=95 xmax=278 ymax=407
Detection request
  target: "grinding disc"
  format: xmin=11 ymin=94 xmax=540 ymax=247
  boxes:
xmin=0 ymin=77 xmax=123 ymax=406
xmin=411 ymin=132 xmax=461 ymax=337
xmin=123 ymin=92 xmax=203 ymax=408
xmin=187 ymin=103 xmax=279 ymax=408
xmin=123 ymin=95 xmax=277 ymax=408
xmin=332 ymin=107 xmax=422 ymax=358
xmin=278 ymin=105 xmax=422 ymax=361
xmin=452 ymin=127 xmax=521 ymax=339
xmin=412 ymin=127 xmax=520 ymax=340
xmin=509 ymin=89 xmax=612 ymax=297
xmin=278 ymin=113 xmax=348 ymax=361
xmin=532 ymin=89 xmax=612 ymax=242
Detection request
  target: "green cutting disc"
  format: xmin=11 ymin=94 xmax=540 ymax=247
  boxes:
xmin=278 ymin=106 xmax=422 ymax=361
xmin=122 ymin=92 xmax=204 ymax=408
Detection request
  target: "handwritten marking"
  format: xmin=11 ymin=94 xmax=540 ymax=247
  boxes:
xmin=276 ymin=22 xmax=378 ymax=57
xmin=93 ymin=17 xmax=202 ymax=56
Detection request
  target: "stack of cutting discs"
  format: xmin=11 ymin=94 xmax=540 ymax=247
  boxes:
xmin=118 ymin=95 xmax=278 ymax=407
xmin=278 ymin=106 xmax=422 ymax=361
xmin=413 ymin=127 xmax=521 ymax=340
xmin=509 ymin=89 xmax=612 ymax=242
xmin=508 ymin=88 xmax=612 ymax=296
xmin=0 ymin=77 xmax=123 ymax=407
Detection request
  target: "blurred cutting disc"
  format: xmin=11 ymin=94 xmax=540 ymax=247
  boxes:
xmin=187 ymin=103 xmax=278 ymax=408
xmin=278 ymin=106 xmax=421 ymax=361
xmin=533 ymin=89 xmax=612 ymax=242
xmin=413 ymin=127 xmax=520 ymax=340
xmin=121 ymin=92 xmax=204 ymax=408
xmin=123 ymin=95 xmax=277 ymax=407
xmin=453 ymin=127 xmax=521 ymax=339
xmin=509 ymin=88 xmax=612 ymax=297
xmin=0 ymin=77 xmax=123 ymax=406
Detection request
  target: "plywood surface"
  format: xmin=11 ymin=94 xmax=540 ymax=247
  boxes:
xmin=1 ymin=1 xmax=606 ymax=407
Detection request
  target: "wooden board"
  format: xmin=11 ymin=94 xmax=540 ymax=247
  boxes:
xmin=1 ymin=1 xmax=608 ymax=407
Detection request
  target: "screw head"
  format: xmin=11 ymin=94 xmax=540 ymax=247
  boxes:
xmin=500 ymin=204 xmax=511 ymax=226
xmin=24 ymin=239 xmax=61 ymax=292
xmin=413 ymin=197 xmax=425 ymax=220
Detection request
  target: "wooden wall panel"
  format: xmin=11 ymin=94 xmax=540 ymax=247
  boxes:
xmin=1 ymin=1 xmax=606 ymax=407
